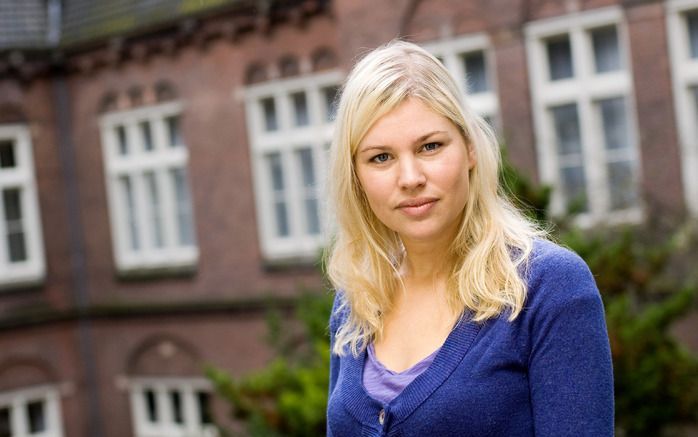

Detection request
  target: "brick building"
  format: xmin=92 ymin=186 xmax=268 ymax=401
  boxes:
xmin=0 ymin=0 xmax=696 ymax=435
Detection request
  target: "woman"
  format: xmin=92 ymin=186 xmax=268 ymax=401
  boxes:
xmin=325 ymin=40 xmax=613 ymax=436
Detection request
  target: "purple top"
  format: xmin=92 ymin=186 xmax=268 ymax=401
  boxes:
xmin=362 ymin=342 xmax=440 ymax=405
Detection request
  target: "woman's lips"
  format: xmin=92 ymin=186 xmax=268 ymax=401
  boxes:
xmin=396 ymin=198 xmax=438 ymax=217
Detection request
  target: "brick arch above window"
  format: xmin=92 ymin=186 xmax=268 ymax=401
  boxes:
xmin=311 ymin=46 xmax=338 ymax=71
xmin=97 ymin=80 xmax=179 ymax=114
xmin=98 ymin=91 xmax=119 ymax=114
xmin=278 ymin=54 xmax=300 ymax=78
xmin=128 ymin=85 xmax=144 ymax=107
xmin=0 ymin=357 xmax=58 ymax=393
xmin=126 ymin=333 xmax=201 ymax=377
xmin=154 ymin=79 xmax=178 ymax=103
xmin=245 ymin=62 xmax=268 ymax=85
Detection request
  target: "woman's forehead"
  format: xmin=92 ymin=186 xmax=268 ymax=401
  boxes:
xmin=357 ymin=99 xmax=457 ymax=148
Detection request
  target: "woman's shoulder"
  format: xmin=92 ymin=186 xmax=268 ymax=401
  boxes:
xmin=329 ymin=290 xmax=350 ymax=334
xmin=524 ymin=238 xmax=600 ymax=308
xmin=528 ymin=238 xmax=591 ymax=277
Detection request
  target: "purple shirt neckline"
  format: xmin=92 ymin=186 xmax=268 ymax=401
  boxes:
xmin=362 ymin=342 xmax=441 ymax=405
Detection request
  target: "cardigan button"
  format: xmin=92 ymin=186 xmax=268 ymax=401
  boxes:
xmin=378 ymin=408 xmax=385 ymax=425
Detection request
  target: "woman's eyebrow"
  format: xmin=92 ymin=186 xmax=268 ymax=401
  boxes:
xmin=358 ymin=145 xmax=390 ymax=154
xmin=359 ymin=130 xmax=448 ymax=154
xmin=414 ymin=130 xmax=447 ymax=144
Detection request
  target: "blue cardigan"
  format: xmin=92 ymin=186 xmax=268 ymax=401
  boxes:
xmin=327 ymin=240 xmax=614 ymax=436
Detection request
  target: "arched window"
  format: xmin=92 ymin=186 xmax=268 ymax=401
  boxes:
xmin=311 ymin=46 xmax=338 ymax=71
xmin=278 ymin=55 xmax=299 ymax=78
xmin=245 ymin=62 xmax=267 ymax=85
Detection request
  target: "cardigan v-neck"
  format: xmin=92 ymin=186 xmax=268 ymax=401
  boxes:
xmin=335 ymin=315 xmax=481 ymax=430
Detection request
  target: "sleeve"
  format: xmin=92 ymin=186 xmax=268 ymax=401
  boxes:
xmin=527 ymin=248 xmax=614 ymax=436
xmin=328 ymin=293 xmax=342 ymax=397
xmin=327 ymin=292 xmax=345 ymax=437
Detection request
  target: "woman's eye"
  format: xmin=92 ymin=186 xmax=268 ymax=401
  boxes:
xmin=423 ymin=142 xmax=441 ymax=152
xmin=371 ymin=153 xmax=390 ymax=163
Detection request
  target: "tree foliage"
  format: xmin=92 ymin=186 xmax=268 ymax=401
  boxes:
xmin=206 ymin=293 xmax=333 ymax=436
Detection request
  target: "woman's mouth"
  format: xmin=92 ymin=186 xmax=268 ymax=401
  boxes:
xmin=397 ymin=198 xmax=438 ymax=217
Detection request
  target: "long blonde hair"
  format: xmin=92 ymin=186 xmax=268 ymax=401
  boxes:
xmin=325 ymin=40 xmax=546 ymax=357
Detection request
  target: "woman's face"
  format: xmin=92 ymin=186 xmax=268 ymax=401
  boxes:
xmin=354 ymin=98 xmax=476 ymax=247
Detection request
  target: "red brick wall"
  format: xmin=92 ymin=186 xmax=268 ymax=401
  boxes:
xmin=64 ymin=17 xmax=338 ymax=305
xmin=625 ymin=1 xmax=685 ymax=216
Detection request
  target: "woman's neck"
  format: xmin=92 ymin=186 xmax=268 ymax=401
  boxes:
xmin=400 ymin=240 xmax=453 ymax=287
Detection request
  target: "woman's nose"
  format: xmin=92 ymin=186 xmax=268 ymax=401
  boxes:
xmin=397 ymin=157 xmax=426 ymax=190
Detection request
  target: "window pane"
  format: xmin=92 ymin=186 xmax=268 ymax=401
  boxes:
xmin=120 ymin=176 xmax=140 ymax=251
xmin=3 ymin=188 xmax=27 ymax=262
xmin=170 ymin=390 xmax=184 ymax=424
xmin=551 ymin=103 xmax=582 ymax=155
xmin=560 ymin=166 xmax=588 ymax=213
xmin=689 ymin=11 xmax=698 ymax=59
xmin=197 ymin=391 xmax=213 ymax=425
xmin=0 ymin=407 xmax=10 ymax=437
xmin=296 ymin=148 xmax=320 ymax=235
xmin=145 ymin=172 xmax=164 ymax=248
xmin=599 ymin=97 xmax=629 ymax=150
xmin=0 ymin=140 xmax=16 ymax=168
xmin=297 ymin=148 xmax=316 ymax=187
xmin=291 ymin=92 xmax=309 ymax=127
xmin=592 ymin=26 xmax=621 ymax=73
xmin=140 ymin=121 xmax=154 ymax=151
xmin=166 ymin=115 xmax=183 ymax=148
xmin=463 ymin=51 xmax=489 ymax=93
xmin=608 ymin=160 xmax=638 ymax=210
xmin=171 ymin=168 xmax=195 ymax=247
xmin=261 ymin=97 xmax=278 ymax=131
xmin=27 ymin=400 xmax=46 ymax=433
xmin=145 ymin=389 xmax=158 ymax=423
xmin=116 ymin=125 xmax=129 ymax=155
xmin=267 ymin=153 xmax=289 ymax=237
xmin=322 ymin=85 xmax=339 ymax=122
xmin=546 ymin=36 xmax=574 ymax=80
xmin=693 ymin=86 xmax=698 ymax=124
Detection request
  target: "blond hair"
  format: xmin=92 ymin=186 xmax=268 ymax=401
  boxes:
xmin=325 ymin=40 xmax=546 ymax=357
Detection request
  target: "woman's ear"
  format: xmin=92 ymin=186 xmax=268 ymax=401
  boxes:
xmin=467 ymin=143 xmax=477 ymax=170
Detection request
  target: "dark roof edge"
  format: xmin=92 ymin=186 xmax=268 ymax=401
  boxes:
xmin=56 ymin=1 xmax=252 ymax=55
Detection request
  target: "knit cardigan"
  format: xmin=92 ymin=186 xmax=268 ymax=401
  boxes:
xmin=327 ymin=240 xmax=614 ymax=437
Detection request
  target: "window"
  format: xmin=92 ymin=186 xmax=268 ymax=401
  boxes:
xmin=100 ymin=102 xmax=197 ymax=272
xmin=244 ymin=71 xmax=342 ymax=261
xmin=0 ymin=125 xmax=45 ymax=287
xmin=689 ymin=11 xmax=698 ymax=58
xmin=546 ymin=35 xmax=574 ymax=80
xmin=526 ymin=7 xmax=641 ymax=224
xmin=667 ymin=0 xmax=698 ymax=215
xmin=422 ymin=34 xmax=499 ymax=125
xmin=129 ymin=378 xmax=216 ymax=437
xmin=0 ymin=386 xmax=63 ymax=437
xmin=592 ymin=26 xmax=622 ymax=73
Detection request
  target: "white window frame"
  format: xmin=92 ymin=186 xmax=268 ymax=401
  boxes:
xmin=244 ymin=70 xmax=342 ymax=262
xmin=422 ymin=33 xmax=500 ymax=124
xmin=128 ymin=377 xmax=217 ymax=437
xmin=99 ymin=102 xmax=198 ymax=273
xmin=0 ymin=384 xmax=64 ymax=437
xmin=0 ymin=124 xmax=45 ymax=287
xmin=667 ymin=0 xmax=698 ymax=215
xmin=526 ymin=6 xmax=643 ymax=226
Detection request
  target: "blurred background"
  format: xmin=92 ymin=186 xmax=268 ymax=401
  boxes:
xmin=0 ymin=0 xmax=697 ymax=436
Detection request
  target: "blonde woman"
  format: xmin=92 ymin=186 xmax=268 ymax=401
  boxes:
xmin=325 ymin=40 xmax=613 ymax=436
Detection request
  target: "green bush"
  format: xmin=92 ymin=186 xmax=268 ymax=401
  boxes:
xmin=206 ymin=293 xmax=333 ymax=437
xmin=561 ymin=225 xmax=698 ymax=435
